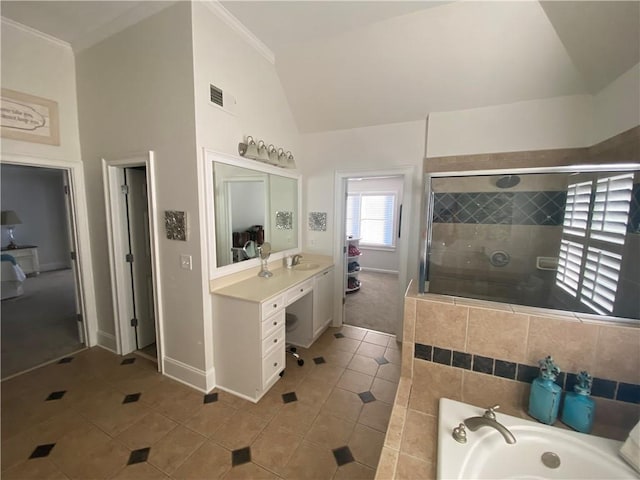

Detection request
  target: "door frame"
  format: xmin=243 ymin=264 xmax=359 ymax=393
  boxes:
xmin=333 ymin=166 xmax=414 ymax=339
xmin=0 ymin=153 xmax=97 ymax=347
xmin=102 ymin=152 xmax=163 ymax=369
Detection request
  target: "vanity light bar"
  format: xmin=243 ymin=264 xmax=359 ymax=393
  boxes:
xmin=238 ymin=136 xmax=296 ymax=169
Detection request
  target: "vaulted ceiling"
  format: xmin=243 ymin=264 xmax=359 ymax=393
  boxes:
xmin=2 ymin=1 xmax=639 ymax=133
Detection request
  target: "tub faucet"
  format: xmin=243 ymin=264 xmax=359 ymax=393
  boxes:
xmin=291 ymin=254 xmax=303 ymax=266
xmin=464 ymin=405 xmax=517 ymax=444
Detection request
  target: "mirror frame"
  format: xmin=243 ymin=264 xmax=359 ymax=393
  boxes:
xmin=203 ymin=148 xmax=302 ymax=279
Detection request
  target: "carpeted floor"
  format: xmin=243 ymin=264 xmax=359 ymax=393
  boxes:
xmin=1 ymin=269 xmax=84 ymax=378
xmin=345 ymin=271 xmax=399 ymax=335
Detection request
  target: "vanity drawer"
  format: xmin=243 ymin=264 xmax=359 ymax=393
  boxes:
xmin=262 ymin=309 xmax=285 ymax=339
xmin=262 ymin=346 xmax=285 ymax=389
xmin=285 ymin=279 xmax=313 ymax=305
xmin=261 ymin=295 xmax=285 ymax=320
xmin=262 ymin=325 xmax=285 ymax=357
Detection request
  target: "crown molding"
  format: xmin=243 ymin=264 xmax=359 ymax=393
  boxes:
xmin=202 ymin=1 xmax=275 ymax=65
xmin=1 ymin=17 xmax=72 ymax=50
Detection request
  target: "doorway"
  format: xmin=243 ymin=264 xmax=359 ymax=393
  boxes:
xmin=103 ymin=153 xmax=162 ymax=366
xmin=0 ymin=163 xmax=88 ymax=378
xmin=334 ymin=168 xmax=414 ymax=339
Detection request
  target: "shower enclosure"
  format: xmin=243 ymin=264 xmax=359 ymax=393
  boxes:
xmin=420 ymin=165 xmax=640 ymax=321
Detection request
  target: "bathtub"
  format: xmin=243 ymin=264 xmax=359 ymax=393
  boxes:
xmin=437 ymin=398 xmax=639 ymax=479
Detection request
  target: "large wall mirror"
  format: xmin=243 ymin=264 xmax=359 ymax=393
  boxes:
xmin=204 ymin=150 xmax=300 ymax=278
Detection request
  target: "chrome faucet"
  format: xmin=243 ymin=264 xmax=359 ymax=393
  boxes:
xmin=464 ymin=405 xmax=517 ymax=444
xmin=291 ymin=254 xmax=303 ymax=266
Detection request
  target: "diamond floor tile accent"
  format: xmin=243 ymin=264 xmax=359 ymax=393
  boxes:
xmin=232 ymin=447 xmax=251 ymax=466
xmin=29 ymin=444 xmax=55 ymax=459
xmin=358 ymin=391 xmax=376 ymax=403
xmin=58 ymin=357 xmax=74 ymax=364
xmin=332 ymin=446 xmax=355 ymax=466
xmin=334 ymin=333 xmax=345 ymax=338
xmin=123 ymin=393 xmax=141 ymax=404
xmin=313 ymin=356 xmax=326 ymax=364
xmin=128 ymin=447 xmax=150 ymax=465
xmin=374 ymin=356 xmax=389 ymax=365
xmin=204 ymin=392 xmax=219 ymax=404
xmin=121 ymin=358 xmax=136 ymax=365
xmin=46 ymin=390 xmax=66 ymax=401
xmin=282 ymin=392 xmax=298 ymax=403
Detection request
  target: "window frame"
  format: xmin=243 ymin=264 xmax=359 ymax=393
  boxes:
xmin=346 ymin=191 xmax=398 ymax=250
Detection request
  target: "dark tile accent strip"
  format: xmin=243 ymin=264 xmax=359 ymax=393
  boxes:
xmin=332 ymin=446 xmax=355 ymax=466
xmin=123 ymin=393 xmax=141 ymax=404
xmin=517 ymin=364 xmax=539 ymax=384
xmin=282 ymin=392 xmax=298 ymax=404
xmin=414 ymin=343 xmax=432 ymax=362
xmin=432 ymin=347 xmax=452 ymax=366
xmin=472 ymin=355 xmax=493 ymax=375
xmin=616 ymin=383 xmax=640 ymax=404
xmin=29 ymin=444 xmax=55 ymax=459
xmin=591 ymin=378 xmax=617 ymax=399
xmin=313 ymin=356 xmax=326 ymax=365
xmin=494 ymin=360 xmax=516 ymax=380
xmin=232 ymin=447 xmax=251 ymax=466
xmin=452 ymin=351 xmax=471 ymax=370
xmin=128 ymin=447 xmax=150 ymax=465
xmin=46 ymin=391 xmax=66 ymax=401
xmin=414 ymin=345 xmax=640 ymax=402
xmin=204 ymin=393 xmax=219 ymax=404
xmin=358 ymin=391 xmax=376 ymax=403
xmin=374 ymin=356 xmax=389 ymax=365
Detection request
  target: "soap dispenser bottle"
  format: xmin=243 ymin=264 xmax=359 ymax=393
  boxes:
xmin=528 ymin=356 xmax=562 ymax=425
xmin=561 ymin=371 xmax=595 ymax=434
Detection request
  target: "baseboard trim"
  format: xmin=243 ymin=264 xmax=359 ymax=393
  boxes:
xmin=39 ymin=262 xmax=72 ymax=272
xmin=97 ymin=330 xmax=117 ymax=352
xmin=163 ymin=355 xmax=211 ymax=393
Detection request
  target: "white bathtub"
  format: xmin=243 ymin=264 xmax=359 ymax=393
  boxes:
xmin=437 ymin=398 xmax=639 ymax=479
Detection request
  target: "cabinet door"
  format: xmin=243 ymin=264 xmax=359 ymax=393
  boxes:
xmin=313 ymin=267 xmax=334 ymax=337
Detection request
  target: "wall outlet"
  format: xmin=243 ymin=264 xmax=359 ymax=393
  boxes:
xmin=180 ymin=254 xmax=192 ymax=270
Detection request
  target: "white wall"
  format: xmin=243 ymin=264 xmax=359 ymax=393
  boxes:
xmin=75 ymin=3 xmax=206 ymax=383
xmin=426 ymin=94 xmax=594 ymax=158
xmin=301 ymin=120 xmax=425 ymax=280
xmin=0 ymin=19 xmax=82 ymax=163
xmin=592 ymin=62 xmax=640 ymax=144
xmin=1 ymin=164 xmax=71 ymax=271
xmin=347 ymin=176 xmax=403 ymax=272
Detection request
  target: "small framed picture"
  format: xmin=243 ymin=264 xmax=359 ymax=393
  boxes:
xmin=1 ymin=88 xmax=60 ymax=145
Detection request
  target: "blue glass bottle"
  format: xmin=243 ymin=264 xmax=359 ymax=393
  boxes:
xmin=562 ymin=371 xmax=595 ymax=434
xmin=528 ymin=356 xmax=562 ymax=425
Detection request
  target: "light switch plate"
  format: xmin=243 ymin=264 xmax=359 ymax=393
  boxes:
xmin=180 ymin=254 xmax=192 ymax=270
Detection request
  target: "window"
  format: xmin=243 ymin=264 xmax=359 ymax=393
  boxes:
xmin=346 ymin=193 xmax=396 ymax=248
xmin=555 ymin=173 xmax=633 ymax=314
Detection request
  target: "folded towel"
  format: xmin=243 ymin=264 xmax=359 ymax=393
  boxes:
xmin=620 ymin=421 xmax=640 ymax=474
xmin=1 ymin=253 xmax=17 ymax=265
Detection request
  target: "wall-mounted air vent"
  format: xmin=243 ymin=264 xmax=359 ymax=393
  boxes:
xmin=210 ymin=84 xmax=224 ymax=107
xmin=209 ymin=84 xmax=237 ymax=115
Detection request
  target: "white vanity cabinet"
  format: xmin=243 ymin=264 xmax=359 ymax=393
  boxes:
xmin=313 ymin=267 xmax=334 ymax=338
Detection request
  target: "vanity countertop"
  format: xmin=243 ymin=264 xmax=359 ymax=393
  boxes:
xmin=211 ymin=255 xmax=334 ymax=303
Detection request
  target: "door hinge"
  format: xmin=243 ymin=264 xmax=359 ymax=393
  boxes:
xmin=64 ymin=185 xmax=69 ymax=195
xmin=125 ymin=253 xmax=134 ymax=263
xmin=120 ymin=185 xmax=129 ymax=195
xmin=343 ymin=246 xmax=347 ymax=254
xmin=70 ymin=251 xmax=77 ymax=261
xmin=343 ymin=297 xmax=346 ymax=305
xmin=77 ymin=313 xmax=83 ymax=323
xmin=130 ymin=318 xmax=138 ymax=327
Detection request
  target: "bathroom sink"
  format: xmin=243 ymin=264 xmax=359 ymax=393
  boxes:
xmin=293 ymin=263 xmax=319 ymax=271
xmin=438 ymin=398 xmax=638 ymax=479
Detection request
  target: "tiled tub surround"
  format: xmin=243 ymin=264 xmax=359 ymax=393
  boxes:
xmin=375 ymin=292 xmax=640 ymax=480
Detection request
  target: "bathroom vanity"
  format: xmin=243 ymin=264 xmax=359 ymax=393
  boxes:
xmin=212 ymin=259 xmax=334 ymax=402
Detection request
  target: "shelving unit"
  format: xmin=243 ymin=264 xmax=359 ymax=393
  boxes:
xmin=346 ymin=237 xmax=362 ymax=294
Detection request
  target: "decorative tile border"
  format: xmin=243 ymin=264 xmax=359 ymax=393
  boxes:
xmin=414 ymin=342 xmax=640 ymax=404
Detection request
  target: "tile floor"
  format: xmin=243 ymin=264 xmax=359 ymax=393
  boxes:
xmin=1 ymin=325 xmax=400 ymax=479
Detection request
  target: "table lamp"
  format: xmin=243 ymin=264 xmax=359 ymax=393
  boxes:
xmin=1 ymin=210 xmax=22 ymax=249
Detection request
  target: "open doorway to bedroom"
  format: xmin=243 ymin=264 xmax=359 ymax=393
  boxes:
xmin=0 ymin=163 xmax=86 ymax=378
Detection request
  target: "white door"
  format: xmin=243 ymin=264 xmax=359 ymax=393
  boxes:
xmin=62 ymin=171 xmax=86 ymax=344
xmin=125 ymin=168 xmax=156 ymax=349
